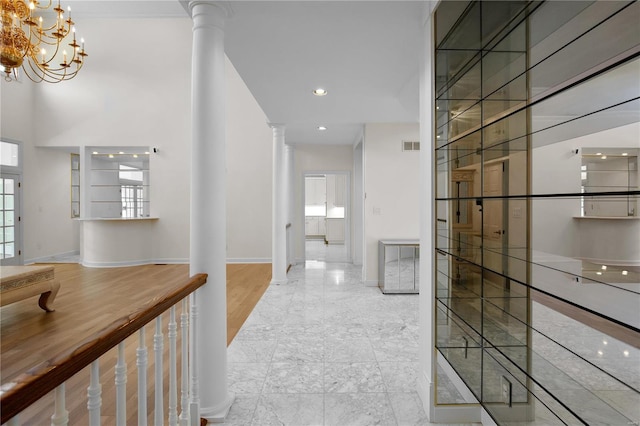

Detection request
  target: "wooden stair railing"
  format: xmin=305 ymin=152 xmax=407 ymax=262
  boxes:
xmin=0 ymin=273 xmax=208 ymax=425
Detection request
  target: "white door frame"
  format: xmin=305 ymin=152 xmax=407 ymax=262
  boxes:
xmin=302 ymin=170 xmax=351 ymax=262
xmin=1 ymin=139 xmax=24 ymax=266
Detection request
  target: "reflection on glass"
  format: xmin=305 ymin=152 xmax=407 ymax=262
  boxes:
xmin=581 ymin=148 xmax=638 ymax=217
xmin=434 ymin=0 xmax=639 ymax=423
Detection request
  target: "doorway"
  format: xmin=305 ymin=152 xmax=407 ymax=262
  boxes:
xmin=483 ymin=160 xmax=507 ymax=277
xmin=1 ymin=173 xmax=22 ymax=266
xmin=1 ymin=140 xmax=22 ymax=266
xmin=304 ymin=172 xmax=350 ymax=262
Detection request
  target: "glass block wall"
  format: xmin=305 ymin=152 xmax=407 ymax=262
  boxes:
xmin=433 ymin=1 xmax=639 ymax=424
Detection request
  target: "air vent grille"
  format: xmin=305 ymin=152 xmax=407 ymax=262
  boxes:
xmin=402 ymin=141 xmax=420 ymax=151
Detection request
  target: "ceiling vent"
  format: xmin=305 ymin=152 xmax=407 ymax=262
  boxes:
xmin=402 ymin=141 xmax=420 ymax=151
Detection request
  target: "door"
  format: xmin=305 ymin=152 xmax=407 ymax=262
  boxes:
xmin=1 ymin=174 xmax=22 ymax=265
xmin=483 ymin=162 xmax=505 ymax=274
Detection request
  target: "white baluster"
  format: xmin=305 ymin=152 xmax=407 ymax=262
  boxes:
xmin=154 ymin=316 xmax=164 ymax=426
xmin=168 ymin=306 xmax=178 ymax=426
xmin=189 ymin=293 xmax=199 ymax=426
xmin=137 ymin=328 xmax=148 ymax=426
xmin=87 ymin=360 xmax=102 ymax=426
xmin=179 ymin=298 xmax=190 ymax=426
xmin=115 ymin=342 xmax=127 ymax=426
xmin=51 ymin=383 xmax=69 ymax=426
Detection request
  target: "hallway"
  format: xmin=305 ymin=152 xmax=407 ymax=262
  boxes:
xmin=305 ymin=239 xmax=348 ymax=262
xmin=224 ymin=262 xmax=435 ymax=425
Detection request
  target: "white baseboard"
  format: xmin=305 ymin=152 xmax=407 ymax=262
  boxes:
xmin=152 ymin=258 xmax=189 ymax=265
xmin=81 ymin=258 xmax=188 ymax=268
xmin=364 ymin=280 xmax=378 ymax=287
xmin=25 ymin=250 xmax=80 ymax=265
xmin=81 ymin=259 xmax=155 ymax=268
xmin=226 ymin=258 xmax=271 ymax=264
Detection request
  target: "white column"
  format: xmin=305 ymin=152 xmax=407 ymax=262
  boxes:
xmin=188 ymin=1 xmax=234 ymax=423
xmin=285 ymin=143 xmax=295 ymax=268
xmin=270 ymin=124 xmax=288 ymax=284
xmin=417 ymin=2 xmax=436 ymax=421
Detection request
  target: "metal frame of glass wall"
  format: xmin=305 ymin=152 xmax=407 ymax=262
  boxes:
xmin=433 ymin=1 xmax=639 ymax=424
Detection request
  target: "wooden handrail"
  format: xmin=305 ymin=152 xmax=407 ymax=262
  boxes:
xmin=0 ymin=273 xmax=208 ymax=424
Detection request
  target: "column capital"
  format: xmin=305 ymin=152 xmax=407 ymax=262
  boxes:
xmin=187 ymin=1 xmax=234 ymax=27
xmin=267 ymin=122 xmax=286 ymax=130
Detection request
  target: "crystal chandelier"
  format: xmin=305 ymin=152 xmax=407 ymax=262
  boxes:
xmin=1 ymin=0 xmax=87 ymax=83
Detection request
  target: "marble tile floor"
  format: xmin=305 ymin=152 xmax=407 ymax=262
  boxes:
xmin=223 ymin=262 xmax=474 ymax=426
xmin=305 ymin=239 xmax=348 ymax=262
xmin=222 ymin=261 xmax=639 ymax=425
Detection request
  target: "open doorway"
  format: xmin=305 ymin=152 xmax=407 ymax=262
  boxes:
xmin=304 ymin=172 xmax=350 ymax=262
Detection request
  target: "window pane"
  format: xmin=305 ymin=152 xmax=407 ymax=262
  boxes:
xmin=4 ymin=242 xmax=14 ymax=258
xmin=4 ymin=195 xmax=14 ymax=210
xmin=4 ymin=211 xmax=13 ymax=226
xmin=5 ymin=226 xmax=14 ymax=243
xmin=0 ymin=142 xmax=19 ymax=167
xmin=4 ymin=178 xmax=14 ymax=194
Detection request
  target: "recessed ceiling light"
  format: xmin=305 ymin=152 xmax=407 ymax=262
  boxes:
xmin=133 ymin=154 xmax=138 ymax=158
xmin=596 ymin=271 xmax=602 ymax=275
xmin=92 ymin=151 xmax=98 ymax=155
xmin=601 ymin=265 xmax=607 ymax=270
xmin=622 ymin=153 xmax=628 ymax=156
xmin=108 ymin=154 xmax=114 ymax=158
xmin=144 ymin=151 xmax=150 ymax=155
xmin=622 ymin=270 xmax=628 ymax=276
xmin=601 ymin=155 xmax=607 ymax=159
xmin=596 ymin=152 xmax=602 ymax=155
xmin=312 ymin=88 xmax=327 ymax=96
xmin=118 ymin=151 xmax=125 ymax=155
xmin=318 ymin=126 xmax=327 ymax=131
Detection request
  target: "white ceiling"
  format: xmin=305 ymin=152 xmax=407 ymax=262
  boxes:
xmin=65 ymin=1 xmax=638 ymax=146
xmin=221 ymin=1 xmax=425 ymax=145
xmin=68 ymin=0 xmax=426 ymax=146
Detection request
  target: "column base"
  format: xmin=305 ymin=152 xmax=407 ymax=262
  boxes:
xmin=200 ymin=393 xmax=236 ymax=424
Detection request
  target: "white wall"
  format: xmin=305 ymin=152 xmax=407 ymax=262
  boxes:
xmin=1 ymin=66 xmax=81 ymax=262
xmin=532 ymin=122 xmax=640 ymax=258
xmin=226 ymin=59 xmax=273 ymax=262
xmin=293 ymin=144 xmax=354 ymax=262
xmin=363 ymin=123 xmax=420 ymax=285
xmin=2 ymin=17 xmax=272 ymax=264
xmin=353 ymin=141 xmax=364 ymax=265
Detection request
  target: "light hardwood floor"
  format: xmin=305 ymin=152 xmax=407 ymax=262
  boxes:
xmin=0 ymin=263 xmax=271 ymax=425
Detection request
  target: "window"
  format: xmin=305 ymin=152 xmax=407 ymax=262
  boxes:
xmin=119 ymin=165 xmax=145 ymax=218
xmin=0 ymin=141 xmax=19 ymax=167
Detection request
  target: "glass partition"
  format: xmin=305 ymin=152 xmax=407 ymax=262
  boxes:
xmin=433 ymin=0 xmax=639 ymax=424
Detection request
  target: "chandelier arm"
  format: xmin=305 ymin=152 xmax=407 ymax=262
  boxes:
xmin=33 ymin=0 xmax=54 ymax=12
xmin=2 ymin=0 xmax=87 ymax=84
xmin=23 ymin=57 xmax=46 ymax=83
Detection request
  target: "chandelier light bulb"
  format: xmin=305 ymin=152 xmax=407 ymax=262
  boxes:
xmin=1 ymin=0 xmax=88 ymax=82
